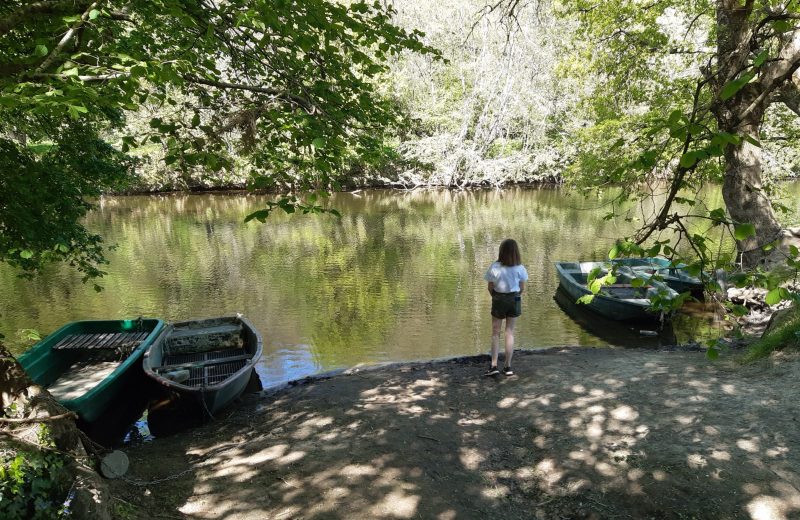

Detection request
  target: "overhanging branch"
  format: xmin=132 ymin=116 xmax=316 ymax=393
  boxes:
xmin=0 ymin=0 xmax=91 ymax=36
xmin=182 ymin=74 xmax=317 ymax=114
xmin=33 ymin=1 xmax=100 ymax=75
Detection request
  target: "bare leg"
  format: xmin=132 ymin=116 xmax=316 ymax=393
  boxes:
xmin=491 ymin=317 xmax=503 ymax=367
xmin=504 ymin=317 xmax=517 ymax=368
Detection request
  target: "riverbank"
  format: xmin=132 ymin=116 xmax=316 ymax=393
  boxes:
xmin=110 ymin=347 xmax=800 ymax=520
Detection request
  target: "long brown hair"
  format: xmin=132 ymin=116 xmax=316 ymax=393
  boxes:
xmin=497 ymin=239 xmax=521 ymax=266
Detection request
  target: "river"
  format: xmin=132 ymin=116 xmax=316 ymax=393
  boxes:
xmin=2 ymin=186 xmax=798 ymax=387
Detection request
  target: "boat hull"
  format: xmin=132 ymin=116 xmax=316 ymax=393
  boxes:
xmin=143 ymin=315 xmax=263 ymax=416
xmin=17 ymin=319 xmax=165 ymax=423
xmin=555 ymin=262 xmax=667 ymax=322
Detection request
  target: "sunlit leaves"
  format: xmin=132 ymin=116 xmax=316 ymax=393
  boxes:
xmin=0 ymin=0 xmax=440 ymax=278
xmin=679 ymin=150 xmax=708 ymax=168
xmin=720 ymin=71 xmax=755 ymax=101
xmin=733 ymin=223 xmax=756 ymax=241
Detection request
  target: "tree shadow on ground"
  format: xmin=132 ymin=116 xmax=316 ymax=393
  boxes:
xmin=113 ymin=348 xmax=800 ymax=519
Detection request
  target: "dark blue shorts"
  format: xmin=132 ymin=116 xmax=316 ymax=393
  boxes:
xmin=491 ymin=291 xmax=521 ymax=319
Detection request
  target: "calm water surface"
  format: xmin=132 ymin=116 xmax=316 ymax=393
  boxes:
xmin=2 ymin=186 xmax=798 ymax=387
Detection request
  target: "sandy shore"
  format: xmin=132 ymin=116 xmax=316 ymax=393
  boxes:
xmin=111 ymin=347 xmax=800 ymax=519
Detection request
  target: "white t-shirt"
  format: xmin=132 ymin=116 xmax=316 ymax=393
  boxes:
xmin=484 ymin=262 xmax=528 ymax=293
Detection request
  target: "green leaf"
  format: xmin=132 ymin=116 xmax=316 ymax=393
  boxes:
xmin=733 ymin=223 xmax=756 ymax=240
xmin=720 ymin=71 xmax=755 ymax=101
xmin=679 ymin=150 xmax=706 ymax=168
xmin=20 ymin=250 xmax=33 ymax=259
xmin=753 ymin=50 xmax=769 ymax=67
xmin=669 ymin=126 xmax=688 ymax=140
xmin=709 ymin=208 xmax=727 ymax=222
xmin=730 ymin=304 xmax=749 ymax=317
xmin=577 ymin=294 xmax=595 ymax=305
xmin=67 ymin=105 xmax=87 ymax=119
xmin=686 ymin=263 xmax=702 ymax=277
xmin=631 ymin=278 xmax=645 ymax=288
xmin=790 ymin=245 xmax=799 ymax=258
xmin=608 ymin=245 xmax=619 ymax=260
xmin=743 ymin=135 xmax=761 ymax=147
xmin=34 ymin=44 xmax=48 ymax=57
xmin=244 ymin=209 xmax=270 ymax=223
xmin=706 ymin=347 xmax=719 ymax=360
xmin=589 ymin=279 xmax=602 ymax=294
xmin=765 ymin=288 xmax=782 ymax=306
xmin=89 ymin=9 xmax=100 ymax=20
xmin=771 ymin=19 xmax=793 ymax=33
xmin=312 ymin=137 xmax=326 ymax=149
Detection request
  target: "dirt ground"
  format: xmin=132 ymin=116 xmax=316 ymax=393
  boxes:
xmin=110 ymin=347 xmax=800 ymax=520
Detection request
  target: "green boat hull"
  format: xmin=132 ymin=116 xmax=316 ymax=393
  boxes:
xmin=17 ymin=319 xmax=165 ymax=423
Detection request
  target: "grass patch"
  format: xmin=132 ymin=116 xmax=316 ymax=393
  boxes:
xmin=740 ymin=307 xmax=800 ymax=363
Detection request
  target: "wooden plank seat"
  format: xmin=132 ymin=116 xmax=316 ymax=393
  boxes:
xmin=52 ymin=331 xmax=150 ymax=350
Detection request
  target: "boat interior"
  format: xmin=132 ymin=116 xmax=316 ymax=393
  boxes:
xmin=558 ymin=262 xmax=653 ymax=300
xmin=45 ymin=331 xmax=151 ymax=400
xmin=149 ymin=319 xmax=255 ymax=389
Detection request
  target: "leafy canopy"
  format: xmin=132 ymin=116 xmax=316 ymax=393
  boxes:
xmin=560 ymin=0 xmax=800 ymax=270
xmin=0 ymin=0 xmax=438 ymax=279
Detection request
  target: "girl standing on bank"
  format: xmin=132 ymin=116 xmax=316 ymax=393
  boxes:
xmin=483 ymin=239 xmax=528 ymax=376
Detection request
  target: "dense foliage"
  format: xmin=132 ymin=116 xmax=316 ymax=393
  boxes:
xmin=0 ymin=446 xmax=70 ymax=519
xmin=0 ymin=0 xmax=437 ymax=278
xmin=556 ymin=0 xmax=800 ymax=271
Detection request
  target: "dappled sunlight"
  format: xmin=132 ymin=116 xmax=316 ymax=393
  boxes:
xmin=116 ymin=349 xmax=800 ymax=519
xmin=687 ymin=453 xmax=708 ymax=469
xmin=747 ymin=496 xmax=790 ymax=520
xmin=370 ymin=489 xmax=420 ymax=518
xmin=738 ymin=437 xmax=761 ymax=453
xmin=459 ymin=447 xmax=486 ymax=470
xmin=610 ymin=405 xmax=638 ymax=421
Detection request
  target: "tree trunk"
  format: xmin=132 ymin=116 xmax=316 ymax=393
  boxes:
xmin=715 ymin=2 xmax=786 ymax=269
xmin=0 ymin=343 xmax=111 ymax=519
xmin=720 ymin=118 xmax=784 ymax=268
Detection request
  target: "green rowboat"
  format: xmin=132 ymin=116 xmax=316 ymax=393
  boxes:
xmin=18 ymin=319 xmax=165 ymax=423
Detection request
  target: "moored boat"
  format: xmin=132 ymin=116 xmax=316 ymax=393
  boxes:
xmin=612 ymin=257 xmax=704 ymax=295
xmin=17 ymin=319 xmax=165 ymax=423
xmin=142 ymin=315 xmax=263 ymax=416
xmin=555 ymin=261 xmax=679 ymax=321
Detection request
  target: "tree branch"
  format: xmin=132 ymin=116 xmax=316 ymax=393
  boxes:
xmin=0 ymin=0 xmax=91 ymax=36
xmin=753 ymin=29 xmax=800 ymax=101
xmin=33 ymin=1 xmax=100 ymax=75
xmin=636 ymin=78 xmax=707 ymax=244
xmin=182 ymin=74 xmax=317 ymax=114
xmin=0 ymin=411 xmax=78 ymax=424
xmin=774 ymin=79 xmax=800 ymax=116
